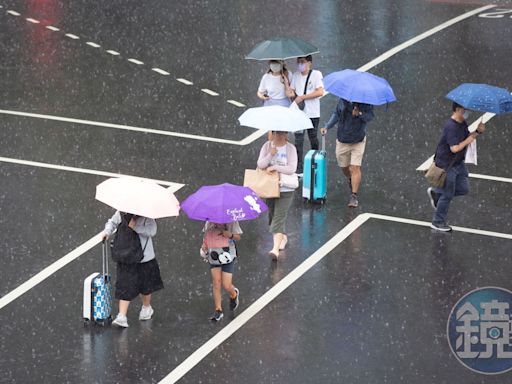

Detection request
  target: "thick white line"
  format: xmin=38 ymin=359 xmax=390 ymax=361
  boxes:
xmin=26 ymin=18 xmax=39 ymax=24
xmin=368 ymin=213 xmax=512 ymax=240
xmin=159 ymin=213 xmax=372 ymax=384
xmin=152 ymin=68 xmax=170 ymax=75
xmin=415 ymin=113 xmax=512 ymax=185
xmin=7 ymin=10 xmax=20 ymax=16
xmin=106 ymin=50 xmax=120 ymax=56
xmin=201 ymin=88 xmax=219 ymax=96
xmin=128 ymin=58 xmax=144 ymax=65
xmin=0 ymin=233 xmax=103 ymax=311
xmin=65 ymin=33 xmax=80 ymax=40
xmin=0 ymin=109 xmax=266 ymax=145
xmin=86 ymin=42 xmax=101 ymax=48
xmin=46 ymin=25 xmax=60 ymax=31
xmin=176 ymin=78 xmax=193 ymax=85
xmin=159 ymin=211 xmax=512 ymax=383
xmin=0 ymin=156 xmax=185 ymax=191
xmin=357 ymin=4 xmax=496 ymax=72
xmin=227 ymin=100 xmax=246 ymax=108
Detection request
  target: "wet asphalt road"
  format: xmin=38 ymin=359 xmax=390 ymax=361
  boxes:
xmin=1 ymin=1 xmax=512 ymax=383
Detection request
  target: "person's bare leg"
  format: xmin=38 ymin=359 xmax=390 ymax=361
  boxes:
xmin=141 ymin=294 xmax=151 ymax=307
xmin=221 ymin=272 xmax=237 ymax=298
xmin=349 ymin=165 xmax=361 ymax=194
xmin=210 ymin=268 xmax=222 ymax=311
xmin=271 ymin=233 xmax=284 ymax=256
xmin=118 ymin=300 xmax=130 ymax=316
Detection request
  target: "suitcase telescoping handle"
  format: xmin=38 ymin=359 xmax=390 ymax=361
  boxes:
xmin=321 ymin=133 xmax=326 ymax=153
xmin=101 ymin=240 xmax=109 ymax=277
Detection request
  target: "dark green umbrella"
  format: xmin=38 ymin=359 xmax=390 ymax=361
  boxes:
xmin=245 ymin=37 xmax=319 ymax=61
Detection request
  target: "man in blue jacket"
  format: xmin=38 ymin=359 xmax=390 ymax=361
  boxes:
xmin=321 ymin=98 xmax=374 ymax=207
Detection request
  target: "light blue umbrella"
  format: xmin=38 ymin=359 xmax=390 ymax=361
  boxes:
xmin=323 ymin=69 xmax=396 ymax=105
xmin=446 ymin=83 xmax=512 ymax=114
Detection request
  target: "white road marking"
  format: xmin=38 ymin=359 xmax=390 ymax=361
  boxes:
xmin=46 ymin=25 xmax=60 ymax=31
xmin=0 ymin=232 xmax=104 ymax=311
xmin=0 ymin=109 xmax=266 ymax=145
xmin=152 ymin=68 xmax=170 ymax=75
xmin=65 ymin=33 xmax=80 ymax=40
xmin=86 ymin=42 xmax=101 ymax=48
xmin=227 ymin=100 xmax=246 ymax=108
xmin=7 ymin=10 xmax=20 ymax=16
xmin=158 ymin=212 xmax=512 ymax=383
xmin=201 ymin=88 xmax=220 ymax=96
xmin=26 ymin=18 xmax=39 ymax=24
xmin=106 ymin=50 xmax=120 ymax=56
xmin=176 ymin=78 xmax=193 ymax=85
xmin=128 ymin=58 xmax=144 ymax=65
xmin=357 ymin=4 xmax=496 ymax=72
xmin=415 ymin=112 xmax=512 ymax=185
xmin=0 ymin=156 xmax=185 ymax=190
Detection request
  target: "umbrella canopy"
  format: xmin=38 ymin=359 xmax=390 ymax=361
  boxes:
xmin=446 ymin=83 xmax=512 ymax=114
xmin=238 ymin=105 xmax=313 ymax=132
xmin=323 ymin=69 xmax=397 ymax=105
xmin=96 ymin=177 xmax=180 ymax=219
xmin=181 ymin=183 xmax=268 ymax=224
xmin=245 ymin=37 xmax=319 ymax=60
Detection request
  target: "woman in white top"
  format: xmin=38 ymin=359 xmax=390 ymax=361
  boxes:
xmin=257 ymin=60 xmax=292 ymax=107
xmin=257 ymin=131 xmax=298 ymax=260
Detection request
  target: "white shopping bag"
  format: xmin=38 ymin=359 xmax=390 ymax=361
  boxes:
xmin=465 ymin=140 xmax=477 ymax=165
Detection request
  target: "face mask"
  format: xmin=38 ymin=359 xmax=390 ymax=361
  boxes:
xmin=269 ymin=63 xmax=282 ymax=73
xmin=463 ymin=111 xmax=471 ymax=120
xmin=297 ymin=62 xmax=307 ymax=72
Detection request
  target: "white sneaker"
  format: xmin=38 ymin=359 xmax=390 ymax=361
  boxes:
xmin=139 ymin=306 xmax=154 ymax=321
xmin=112 ymin=314 xmax=129 ymax=328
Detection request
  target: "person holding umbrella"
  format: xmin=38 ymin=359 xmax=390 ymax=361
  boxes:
xmin=320 ymin=69 xmax=396 ymax=207
xmin=257 ymin=60 xmax=292 ymax=107
xmin=320 ymin=99 xmax=374 ymax=207
xmin=102 ymin=212 xmax=163 ymax=328
xmin=428 ymin=102 xmax=485 ymax=232
xmin=201 ymin=221 xmax=242 ymax=321
xmin=288 ymin=55 xmax=324 ymax=175
xmin=181 ymin=183 xmax=268 ymax=321
xmin=95 ymin=177 xmax=180 ymax=328
xmin=257 ymin=131 xmax=298 ymax=259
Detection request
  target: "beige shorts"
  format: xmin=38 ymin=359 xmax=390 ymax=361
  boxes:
xmin=335 ymin=138 xmax=367 ymax=168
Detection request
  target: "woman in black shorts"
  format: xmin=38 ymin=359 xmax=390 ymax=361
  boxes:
xmin=103 ymin=211 xmax=164 ymax=328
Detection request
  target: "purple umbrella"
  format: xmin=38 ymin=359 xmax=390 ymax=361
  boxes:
xmin=181 ymin=183 xmax=268 ymax=224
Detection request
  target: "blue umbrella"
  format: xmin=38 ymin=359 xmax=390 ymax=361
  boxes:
xmin=323 ymin=69 xmax=396 ymax=105
xmin=446 ymin=83 xmax=512 ymax=114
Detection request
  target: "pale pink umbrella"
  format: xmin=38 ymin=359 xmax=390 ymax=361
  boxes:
xmin=95 ymin=177 xmax=180 ymax=219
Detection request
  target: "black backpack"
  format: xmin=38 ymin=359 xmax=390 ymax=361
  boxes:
xmin=110 ymin=213 xmax=145 ymax=264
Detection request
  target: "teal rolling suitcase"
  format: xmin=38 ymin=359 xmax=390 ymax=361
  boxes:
xmin=302 ymin=135 xmax=327 ymax=203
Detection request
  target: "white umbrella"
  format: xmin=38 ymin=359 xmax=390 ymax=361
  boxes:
xmin=238 ymin=105 xmax=313 ymax=132
xmin=96 ymin=177 xmax=180 ymax=219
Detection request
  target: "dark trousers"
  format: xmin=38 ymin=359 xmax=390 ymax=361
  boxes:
xmin=432 ymin=163 xmax=469 ymax=224
xmin=294 ymin=117 xmax=320 ymax=172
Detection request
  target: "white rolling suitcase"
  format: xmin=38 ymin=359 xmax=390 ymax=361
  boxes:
xmin=83 ymin=241 xmax=113 ymax=326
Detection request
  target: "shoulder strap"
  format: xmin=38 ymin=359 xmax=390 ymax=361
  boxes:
xmin=303 ymin=70 xmax=312 ymax=95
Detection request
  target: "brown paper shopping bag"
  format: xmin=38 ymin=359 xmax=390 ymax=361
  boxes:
xmin=243 ymin=169 xmax=280 ymax=198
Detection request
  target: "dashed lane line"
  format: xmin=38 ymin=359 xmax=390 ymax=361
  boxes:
xmin=3 ymin=7 xmax=247 ymax=108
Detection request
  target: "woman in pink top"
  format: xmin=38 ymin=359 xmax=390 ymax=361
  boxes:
xmin=257 ymin=131 xmax=298 ymax=260
xmin=201 ymin=221 xmax=242 ymax=321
